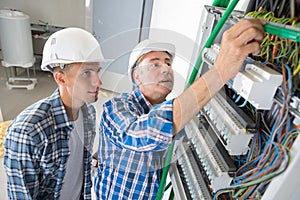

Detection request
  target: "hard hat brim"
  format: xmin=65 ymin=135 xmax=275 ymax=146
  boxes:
xmin=41 ymin=58 xmax=113 ymax=71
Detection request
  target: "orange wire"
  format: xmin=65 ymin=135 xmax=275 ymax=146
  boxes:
xmin=281 ymin=63 xmax=288 ymax=98
xmin=237 ymin=143 xmax=284 ymax=185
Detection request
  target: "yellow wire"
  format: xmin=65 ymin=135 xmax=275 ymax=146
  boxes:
xmin=293 ymin=62 xmax=300 ymax=76
xmin=283 ymin=132 xmax=299 ymax=147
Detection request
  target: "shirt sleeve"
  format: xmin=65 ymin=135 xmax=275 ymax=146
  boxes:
xmin=100 ymin=98 xmax=174 ymax=152
xmin=4 ymin=124 xmax=40 ymax=200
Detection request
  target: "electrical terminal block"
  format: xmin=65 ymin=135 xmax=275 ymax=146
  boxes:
xmin=202 ymin=43 xmax=220 ymax=67
xmin=290 ymin=96 xmax=300 ymax=113
xmin=176 ymin=143 xmax=213 ymax=200
xmin=202 ymin=44 xmax=283 ymax=110
xmin=232 ymin=63 xmax=283 ymax=110
xmin=184 ymin=119 xmax=236 ymax=192
xmin=273 ymin=89 xmax=300 ymax=126
xmin=290 ymin=96 xmax=300 ymax=126
xmin=202 ymin=93 xmax=253 ymax=155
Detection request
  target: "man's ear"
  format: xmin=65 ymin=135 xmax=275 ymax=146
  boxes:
xmin=133 ymin=71 xmax=141 ymax=85
xmin=54 ymin=71 xmax=66 ymax=86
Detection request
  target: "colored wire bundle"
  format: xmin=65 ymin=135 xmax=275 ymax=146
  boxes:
xmin=246 ymin=10 xmax=300 ymax=97
xmin=214 ymin=143 xmax=289 ymax=199
xmin=214 ymin=98 xmax=299 ymax=199
xmin=214 ymin=13 xmax=300 ymax=198
xmin=247 ymin=0 xmax=299 ymax=18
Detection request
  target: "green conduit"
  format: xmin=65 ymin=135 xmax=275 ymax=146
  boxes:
xmin=212 ymin=0 xmax=230 ymax=8
xmin=155 ymin=0 xmax=240 ymax=199
xmin=188 ymin=0 xmax=240 ymax=86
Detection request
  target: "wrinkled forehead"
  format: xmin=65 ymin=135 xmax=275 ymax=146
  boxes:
xmin=137 ymin=51 xmax=173 ymax=64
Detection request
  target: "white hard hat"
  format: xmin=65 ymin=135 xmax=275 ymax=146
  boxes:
xmin=128 ymin=39 xmax=175 ymax=83
xmin=41 ymin=27 xmax=110 ymax=71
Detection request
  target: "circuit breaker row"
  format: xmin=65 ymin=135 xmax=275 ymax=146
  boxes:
xmin=169 ymin=5 xmax=298 ymax=200
xmin=170 ymin=89 xmax=256 ymax=199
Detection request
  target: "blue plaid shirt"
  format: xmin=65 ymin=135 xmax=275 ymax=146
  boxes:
xmin=94 ymin=87 xmax=174 ymax=200
xmin=4 ymin=89 xmax=96 ymax=200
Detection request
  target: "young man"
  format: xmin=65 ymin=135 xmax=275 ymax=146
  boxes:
xmin=94 ymin=19 xmax=265 ymax=199
xmin=4 ymin=27 xmax=109 ymax=199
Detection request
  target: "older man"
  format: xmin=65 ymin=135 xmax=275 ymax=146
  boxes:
xmin=94 ymin=18 xmax=265 ymax=199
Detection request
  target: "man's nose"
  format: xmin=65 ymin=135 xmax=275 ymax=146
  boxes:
xmin=161 ymin=64 xmax=172 ymax=74
xmin=93 ymin=73 xmax=102 ymax=87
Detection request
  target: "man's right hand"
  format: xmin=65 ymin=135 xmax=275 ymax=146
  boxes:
xmin=214 ymin=18 xmax=265 ymax=84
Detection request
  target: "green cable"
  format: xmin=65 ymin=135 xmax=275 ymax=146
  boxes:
xmin=155 ymin=1 xmax=240 ymax=200
xmin=188 ymin=0 xmax=240 ymax=86
xmin=156 ymin=142 xmax=175 ymax=200
xmin=212 ymin=0 xmax=230 ymax=7
xmin=264 ymin=23 xmax=300 ymax=42
xmin=169 ymin=188 xmax=175 ymax=200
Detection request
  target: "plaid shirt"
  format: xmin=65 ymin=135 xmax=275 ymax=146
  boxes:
xmin=4 ymin=89 xmax=96 ymax=200
xmin=94 ymin=87 xmax=174 ymax=200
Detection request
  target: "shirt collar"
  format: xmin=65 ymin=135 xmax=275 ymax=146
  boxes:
xmin=131 ymin=86 xmax=152 ymax=114
xmin=49 ymin=89 xmax=73 ymax=131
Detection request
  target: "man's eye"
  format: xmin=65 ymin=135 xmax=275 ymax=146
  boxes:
xmin=82 ymin=71 xmax=91 ymax=77
xmin=152 ymin=63 xmax=160 ymax=68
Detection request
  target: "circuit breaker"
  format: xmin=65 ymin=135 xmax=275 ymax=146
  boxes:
xmin=169 ymin=5 xmax=300 ymax=200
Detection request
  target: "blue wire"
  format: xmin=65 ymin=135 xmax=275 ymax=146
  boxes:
xmin=257 ymin=182 xmax=269 ymax=196
xmin=232 ymin=93 xmax=236 ymax=100
xmin=238 ymin=99 xmax=248 ymax=107
xmin=276 ymin=46 xmax=283 ymax=63
xmin=233 ymin=155 xmax=263 ymax=183
xmin=243 ymin=144 xmax=278 ymax=186
xmin=270 ymin=114 xmax=280 ymax=140
xmin=245 ymin=184 xmax=258 ymax=199
xmin=271 ymin=63 xmax=292 ymax=142
xmin=247 ymin=135 xmax=257 ymax=161
xmin=268 ymin=105 xmax=279 ymax=128
xmin=235 ymin=95 xmax=242 ymax=103
xmin=284 ymin=63 xmax=292 ymax=92
xmin=282 ymin=134 xmax=290 ymax=145
xmin=261 ymin=60 xmax=268 ymax=66
xmin=234 ymin=141 xmax=282 ymax=186
xmin=259 ymin=141 xmax=280 ymax=173
xmin=262 ymin=139 xmax=271 ymax=152
xmin=281 ymin=129 xmax=300 ymax=145
xmin=256 ymin=112 xmax=261 ymax=130
xmin=232 ymin=61 xmax=294 ymax=192
xmin=290 ymin=128 xmax=300 ymax=132
xmin=261 ymin=130 xmax=267 ymax=142
xmin=258 ymin=131 xmax=262 ymax=154
xmin=286 ymin=114 xmax=291 ymax=133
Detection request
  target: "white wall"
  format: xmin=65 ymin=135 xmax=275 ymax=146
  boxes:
xmin=149 ymin=0 xmax=211 ymax=97
xmin=0 ymin=0 xmax=87 ymax=28
xmin=0 ymin=0 xmax=250 ymax=94
xmin=149 ymin=0 xmax=250 ymax=97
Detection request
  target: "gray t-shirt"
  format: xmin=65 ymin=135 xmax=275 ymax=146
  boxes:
xmin=60 ymin=110 xmax=84 ymax=200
